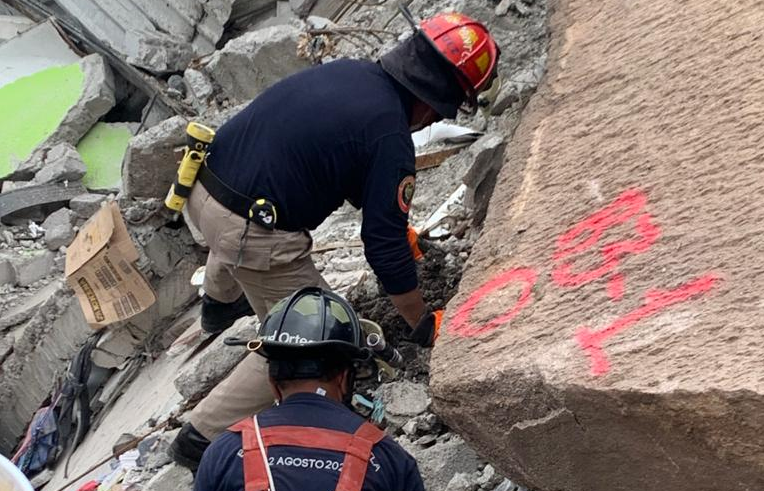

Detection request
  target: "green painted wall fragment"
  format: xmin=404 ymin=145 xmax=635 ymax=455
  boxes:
xmin=77 ymin=123 xmax=133 ymax=191
xmin=0 ymin=63 xmax=84 ymax=178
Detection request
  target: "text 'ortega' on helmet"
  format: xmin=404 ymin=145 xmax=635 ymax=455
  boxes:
xmin=420 ymin=12 xmax=500 ymax=98
xmin=255 ymin=287 xmax=368 ymax=361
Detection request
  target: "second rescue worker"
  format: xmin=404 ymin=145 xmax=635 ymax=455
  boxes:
xmin=171 ymin=11 xmax=500 ymax=468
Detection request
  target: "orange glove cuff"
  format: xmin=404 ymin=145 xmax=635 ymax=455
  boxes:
xmin=407 ymin=225 xmax=424 ymax=261
xmin=433 ymin=309 xmax=444 ymax=341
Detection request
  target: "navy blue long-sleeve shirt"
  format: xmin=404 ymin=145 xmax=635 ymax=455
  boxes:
xmin=194 ymin=393 xmax=425 ymax=491
xmin=205 ymin=59 xmax=418 ymax=294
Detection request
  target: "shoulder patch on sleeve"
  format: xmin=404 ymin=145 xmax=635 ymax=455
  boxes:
xmin=397 ymin=175 xmax=416 ymax=214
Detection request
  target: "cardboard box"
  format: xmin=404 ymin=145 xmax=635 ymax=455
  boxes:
xmin=65 ymin=202 xmax=156 ymax=327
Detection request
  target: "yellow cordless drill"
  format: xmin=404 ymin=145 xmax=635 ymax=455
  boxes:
xmin=164 ymin=122 xmax=216 ymax=213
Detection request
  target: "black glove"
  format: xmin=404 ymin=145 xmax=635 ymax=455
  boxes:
xmin=407 ymin=308 xmax=443 ymax=348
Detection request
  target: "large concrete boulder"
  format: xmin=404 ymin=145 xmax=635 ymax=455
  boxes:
xmin=199 ymin=22 xmax=311 ymax=104
xmin=123 ymin=116 xmax=188 ymax=199
xmin=430 ymin=1 xmax=764 ymax=491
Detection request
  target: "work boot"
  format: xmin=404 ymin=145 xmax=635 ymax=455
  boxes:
xmin=169 ymin=423 xmax=211 ymax=471
xmin=201 ymin=293 xmax=255 ymax=334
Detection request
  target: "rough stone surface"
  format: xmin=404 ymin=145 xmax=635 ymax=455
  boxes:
xmin=54 ymin=0 xmax=235 ymax=72
xmin=69 ymin=193 xmax=108 ymax=219
xmin=376 ymin=381 xmax=430 ymax=428
xmin=42 ymin=207 xmax=75 ymax=250
xmin=143 ymin=463 xmax=194 ymax=491
xmin=32 ymin=143 xmax=87 ymax=184
xmin=201 ymin=23 xmax=310 ymax=104
xmin=173 ymin=316 xmax=259 ymax=399
xmin=143 ymin=228 xmax=185 ymax=277
xmin=431 ymin=1 xmax=764 ymax=490
xmin=5 ymin=249 xmax=55 ymax=286
xmin=123 ymin=116 xmax=187 ymax=199
xmin=398 ymin=434 xmax=481 ymax=491
xmin=0 ymin=288 xmax=91 ymax=453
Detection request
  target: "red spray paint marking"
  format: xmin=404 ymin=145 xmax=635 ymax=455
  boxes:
xmin=575 ymin=274 xmax=720 ymax=376
xmin=551 ymin=190 xmax=661 ymax=300
xmin=450 ymin=268 xmax=537 ymax=338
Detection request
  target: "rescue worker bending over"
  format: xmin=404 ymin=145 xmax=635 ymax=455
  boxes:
xmin=194 ymin=287 xmax=425 ymax=491
xmin=171 ymin=11 xmax=500 ymax=468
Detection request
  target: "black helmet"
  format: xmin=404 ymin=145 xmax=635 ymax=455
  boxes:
xmin=253 ymin=287 xmax=370 ymax=362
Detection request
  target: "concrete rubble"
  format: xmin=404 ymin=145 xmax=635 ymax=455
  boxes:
xmin=173 ymin=317 xmax=259 ymax=400
xmin=53 ymin=0 xmax=236 ymax=72
xmin=431 ymin=1 xmax=764 ymax=491
xmin=195 ymin=22 xmax=311 ymax=105
xmin=41 ymin=207 xmax=75 ymax=250
xmin=0 ymin=0 xmax=572 ymax=489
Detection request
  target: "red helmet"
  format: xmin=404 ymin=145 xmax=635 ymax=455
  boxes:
xmin=420 ymin=13 xmax=499 ymax=99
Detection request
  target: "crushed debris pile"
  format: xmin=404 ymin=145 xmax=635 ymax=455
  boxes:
xmin=0 ymin=0 xmax=550 ymax=489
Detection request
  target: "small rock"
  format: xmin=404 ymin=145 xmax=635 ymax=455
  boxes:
xmin=32 ymin=143 xmax=87 ymax=184
xmin=143 ymin=463 xmax=193 ymax=491
xmin=495 ymin=0 xmax=511 ymax=16
xmin=445 ymin=472 xmax=478 ymax=491
xmin=69 ymin=193 xmax=107 ymax=219
xmin=376 ymin=380 xmax=430 ymax=429
xmin=42 ymin=208 xmax=75 ymax=250
xmin=167 ymin=75 xmax=186 ymax=96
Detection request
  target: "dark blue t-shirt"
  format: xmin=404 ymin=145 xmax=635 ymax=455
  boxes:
xmin=194 ymin=393 xmax=424 ymax=491
xmin=205 ymin=59 xmax=417 ymax=294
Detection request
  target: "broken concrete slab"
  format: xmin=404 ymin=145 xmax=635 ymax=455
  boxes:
xmin=0 ymin=20 xmax=79 ymax=89
xmin=174 ymin=316 xmax=258 ymax=399
xmin=2 ymin=54 xmax=115 ymax=180
xmin=32 ymin=142 xmax=87 ymax=184
xmin=431 ymin=1 xmax=764 ymax=490
xmin=0 ymin=15 xmax=34 ymax=41
xmin=200 ymin=22 xmax=311 ymax=104
xmin=69 ymin=193 xmax=108 ymax=219
xmin=0 ymin=281 xmax=61 ymax=331
xmin=54 ymin=0 xmax=235 ymax=72
xmin=0 ymin=182 xmax=86 ymax=225
xmin=0 ymin=249 xmax=56 ymax=287
xmin=123 ymin=116 xmax=187 ymax=199
xmin=91 ymin=325 xmax=144 ymax=369
xmin=42 ymin=207 xmax=75 ymax=250
xmin=0 ymin=288 xmax=91 ymax=454
xmin=77 ymin=122 xmax=137 ymax=192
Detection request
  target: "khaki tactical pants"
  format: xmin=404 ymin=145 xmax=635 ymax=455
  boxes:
xmin=185 ymin=183 xmax=328 ymax=439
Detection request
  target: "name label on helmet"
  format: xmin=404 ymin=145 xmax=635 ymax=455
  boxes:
xmin=262 ymin=332 xmax=315 ymax=344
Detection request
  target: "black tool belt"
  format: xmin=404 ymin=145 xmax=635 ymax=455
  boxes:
xmin=198 ymin=165 xmax=278 ymax=230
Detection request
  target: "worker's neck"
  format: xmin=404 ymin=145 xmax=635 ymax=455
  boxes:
xmin=279 ymin=380 xmax=343 ymax=403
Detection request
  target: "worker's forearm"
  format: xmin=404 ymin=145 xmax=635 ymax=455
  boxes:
xmin=389 ymin=288 xmax=427 ymax=328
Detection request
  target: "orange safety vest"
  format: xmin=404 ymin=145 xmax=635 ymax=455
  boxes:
xmin=228 ymin=418 xmax=385 ymax=491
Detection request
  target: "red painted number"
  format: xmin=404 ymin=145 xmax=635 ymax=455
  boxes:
xmin=447 ymin=188 xmax=720 ymax=378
